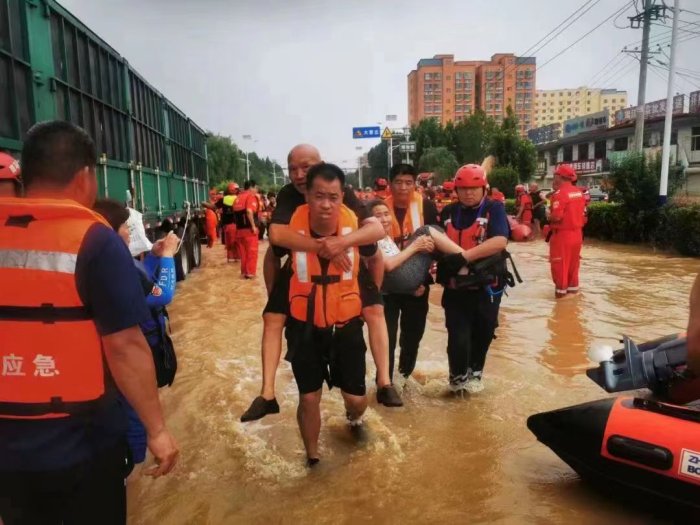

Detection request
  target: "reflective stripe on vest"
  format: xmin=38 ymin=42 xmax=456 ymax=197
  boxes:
xmin=0 ymin=249 xmax=77 ymax=274
xmin=0 ymin=198 xmax=109 ymax=419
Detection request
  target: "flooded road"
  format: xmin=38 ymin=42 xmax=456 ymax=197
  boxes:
xmin=128 ymin=238 xmax=698 ymax=524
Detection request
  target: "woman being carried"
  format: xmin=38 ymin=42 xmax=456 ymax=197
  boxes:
xmin=369 ymin=199 xmax=470 ymax=296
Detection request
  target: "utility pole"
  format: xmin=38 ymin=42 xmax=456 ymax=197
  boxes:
xmin=634 ymin=0 xmax=652 ymax=152
xmin=629 ymin=0 xmax=667 ymax=152
xmin=659 ymin=0 xmax=680 ymax=204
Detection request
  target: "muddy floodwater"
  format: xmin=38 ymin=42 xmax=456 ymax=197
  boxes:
xmin=127 ymin=238 xmax=698 ymax=524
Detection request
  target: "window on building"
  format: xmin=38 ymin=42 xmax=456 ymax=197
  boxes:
xmin=692 ymin=127 xmax=700 ymax=151
xmin=614 ymin=136 xmax=628 ymax=151
xmin=612 ymin=98 xmax=617 ymax=103
xmin=549 ymin=150 xmax=557 ymax=165
xmin=594 ymin=140 xmax=606 ymax=159
xmin=563 ymin=145 xmax=573 ymax=162
xmin=578 ymin=143 xmax=589 ymax=160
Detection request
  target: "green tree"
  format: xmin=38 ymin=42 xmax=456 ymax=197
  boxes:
xmin=206 ymin=134 xmax=244 ymax=187
xmin=411 ymin=118 xmax=445 ymax=162
xmin=452 ymin=111 xmax=497 ymax=164
xmin=488 ymin=107 xmax=536 ymax=182
xmin=417 ymin=146 xmax=459 ymax=183
xmin=488 ymin=166 xmax=520 ymax=198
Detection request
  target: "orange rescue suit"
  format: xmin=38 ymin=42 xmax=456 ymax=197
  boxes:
xmin=0 ymin=198 xmax=109 ymax=419
xmin=288 ymin=204 xmax=361 ymax=328
xmin=549 ymin=182 xmax=586 ymax=295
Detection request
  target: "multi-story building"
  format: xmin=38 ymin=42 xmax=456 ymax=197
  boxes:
xmin=535 ymin=87 xmax=628 ymax=128
xmin=407 ymin=53 xmax=536 ymax=135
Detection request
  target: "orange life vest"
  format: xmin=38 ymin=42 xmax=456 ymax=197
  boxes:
xmin=602 ymin=397 xmax=700 ymax=487
xmin=288 ymin=204 xmax=361 ymax=328
xmin=444 ymin=199 xmax=492 ymax=251
xmin=0 ymin=198 xmax=110 ymax=419
xmin=385 ymin=191 xmax=424 ymax=248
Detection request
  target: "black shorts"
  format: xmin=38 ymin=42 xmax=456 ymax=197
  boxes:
xmin=285 ymin=317 xmax=367 ymax=396
xmin=263 ymin=259 xmax=382 ymax=315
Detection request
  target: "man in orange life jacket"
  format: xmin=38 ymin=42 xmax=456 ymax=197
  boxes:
xmin=383 ymin=164 xmax=439 ymax=385
xmin=549 ymin=164 xmax=586 ymax=298
xmin=217 ymin=182 xmax=240 ymax=261
xmin=282 ymin=163 xmax=372 ymax=466
xmin=204 ymin=189 xmax=219 ymax=248
xmin=240 ymin=144 xmax=400 ymax=423
xmin=0 ymin=121 xmax=178 ymax=525
xmin=234 ymin=179 xmax=260 ymax=279
xmin=0 ymin=152 xmax=21 ymax=197
xmin=374 ymin=177 xmax=389 ymax=200
xmin=489 ymin=186 xmax=506 ymax=203
xmin=437 ymin=164 xmax=510 ymax=394
xmin=515 ymin=184 xmax=533 ymax=225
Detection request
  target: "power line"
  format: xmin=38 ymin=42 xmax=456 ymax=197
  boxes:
xmin=587 ymin=51 xmax=628 ymax=86
xmin=538 ymin=1 xmax=635 ymax=71
xmin=505 ymin=0 xmax=601 ymax=77
xmin=593 ymin=54 xmax=639 ymax=88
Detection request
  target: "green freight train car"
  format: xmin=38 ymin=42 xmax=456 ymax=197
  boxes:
xmin=1 ymin=0 xmax=209 ymax=278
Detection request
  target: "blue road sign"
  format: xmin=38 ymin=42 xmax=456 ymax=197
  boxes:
xmin=352 ymin=126 xmax=381 ymax=139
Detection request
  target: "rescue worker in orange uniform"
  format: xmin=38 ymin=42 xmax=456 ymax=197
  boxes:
xmin=437 ymin=163 xmax=510 ymax=394
xmin=489 ymin=186 xmax=506 ymax=203
xmin=374 ymin=177 xmax=389 ymax=199
xmin=204 ymin=189 xmax=219 ymax=248
xmin=233 ymin=180 xmax=260 ymax=279
xmin=549 ymin=164 xmax=586 ymax=298
xmin=0 ymin=152 xmax=21 ymax=197
xmin=515 ymin=184 xmax=533 ymax=225
xmin=218 ymin=182 xmax=240 ymax=261
xmin=282 ymin=163 xmax=372 ymax=467
xmin=383 ymin=164 xmax=439 ymax=384
xmin=0 ymin=121 xmax=178 ymax=524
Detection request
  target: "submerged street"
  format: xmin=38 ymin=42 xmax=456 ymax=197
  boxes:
xmin=128 ymin=239 xmax=697 ymax=524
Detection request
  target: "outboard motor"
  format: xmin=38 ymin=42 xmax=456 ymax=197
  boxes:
xmin=586 ymin=333 xmax=688 ymax=396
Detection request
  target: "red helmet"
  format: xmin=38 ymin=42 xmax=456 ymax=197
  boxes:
xmin=515 ymin=184 xmax=526 ymax=194
xmin=442 ymin=180 xmax=455 ymax=191
xmin=375 ymin=178 xmax=388 ymax=189
xmin=454 ymin=164 xmax=487 ymax=188
xmin=554 ymin=164 xmax=576 ymax=181
xmin=226 ymin=182 xmax=239 ymax=194
xmin=0 ymin=152 xmax=20 ymax=182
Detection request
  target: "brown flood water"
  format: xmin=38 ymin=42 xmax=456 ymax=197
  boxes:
xmin=128 ymin=238 xmax=698 ymax=524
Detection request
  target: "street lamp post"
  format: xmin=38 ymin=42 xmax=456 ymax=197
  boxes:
xmin=355 ymin=146 xmax=364 ymax=189
xmin=242 ymin=134 xmax=254 ymax=181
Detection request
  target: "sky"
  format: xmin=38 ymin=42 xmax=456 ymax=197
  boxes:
xmin=59 ymin=0 xmax=699 ymax=168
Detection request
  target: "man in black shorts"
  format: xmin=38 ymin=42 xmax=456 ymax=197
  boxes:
xmin=241 ymin=144 xmax=402 ymax=422
xmin=283 ymin=162 xmax=371 ymax=465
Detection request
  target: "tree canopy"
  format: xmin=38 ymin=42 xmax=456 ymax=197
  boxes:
xmin=365 ymin=108 xmax=537 ymax=188
xmin=205 ymin=133 xmax=284 ymax=191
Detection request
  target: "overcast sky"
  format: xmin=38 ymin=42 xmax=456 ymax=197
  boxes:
xmin=60 ymin=0 xmax=698 ymax=168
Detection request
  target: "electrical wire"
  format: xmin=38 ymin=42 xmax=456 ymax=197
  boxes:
xmin=538 ymin=1 xmax=636 ymax=71
xmin=503 ymin=0 xmax=602 ymax=77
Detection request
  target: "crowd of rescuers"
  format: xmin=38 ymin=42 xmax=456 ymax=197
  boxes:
xmin=0 ymin=121 xmax=178 ymax=525
xmin=1 ymin=121 xmax=680 ymax=520
xmin=240 ymin=144 xmax=517 ymax=467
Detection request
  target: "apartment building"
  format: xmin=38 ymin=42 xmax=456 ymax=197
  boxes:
xmin=535 ymin=87 xmax=628 ymax=128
